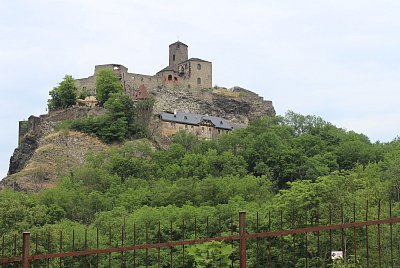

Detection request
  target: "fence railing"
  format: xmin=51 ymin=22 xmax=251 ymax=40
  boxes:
xmin=1 ymin=202 xmax=400 ymax=267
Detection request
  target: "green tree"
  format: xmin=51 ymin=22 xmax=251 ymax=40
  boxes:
xmin=48 ymin=75 xmax=78 ymax=110
xmin=95 ymin=69 xmax=123 ymax=105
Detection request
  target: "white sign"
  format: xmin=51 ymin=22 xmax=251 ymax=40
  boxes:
xmin=331 ymin=251 xmax=343 ymax=259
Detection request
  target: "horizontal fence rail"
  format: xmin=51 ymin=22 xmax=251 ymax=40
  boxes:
xmin=1 ymin=201 xmax=399 ymax=267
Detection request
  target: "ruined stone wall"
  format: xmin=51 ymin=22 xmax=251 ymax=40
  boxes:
xmin=124 ymin=72 xmax=160 ymax=98
xmin=75 ymin=76 xmax=96 ymax=95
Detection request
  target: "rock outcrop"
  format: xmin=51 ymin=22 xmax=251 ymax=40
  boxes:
xmin=152 ymin=86 xmax=275 ymax=129
xmin=1 ymin=131 xmax=106 ymax=192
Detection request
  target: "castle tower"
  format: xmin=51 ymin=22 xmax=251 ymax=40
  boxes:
xmin=169 ymin=41 xmax=188 ymax=71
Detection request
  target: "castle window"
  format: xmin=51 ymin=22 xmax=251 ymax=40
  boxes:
xmin=197 ymin=64 xmax=201 ymax=70
xmin=197 ymin=78 xmax=201 ymax=85
xmin=173 ymin=54 xmax=176 ymax=61
xmin=209 ymin=127 xmax=211 ymax=132
xmin=218 ymin=129 xmax=221 ymax=134
xmin=168 ymin=75 xmax=172 ymax=81
xmin=185 ymin=125 xmax=188 ymax=129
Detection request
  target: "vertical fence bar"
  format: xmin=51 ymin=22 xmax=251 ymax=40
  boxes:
xmin=13 ymin=234 xmax=16 ymax=264
xmin=158 ymin=221 xmax=161 ymax=268
xmin=59 ymin=231 xmax=63 ymax=267
xmin=292 ymin=211 xmax=296 ymax=267
xmin=280 ymin=210 xmax=283 ymax=266
xmin=268 ymin=211 xmax=272 ymax=266
xmin=378 ymin=200 xmax=381 ymax=268
xmin=1 ymin=236 xmax=4 ymax=267
xmin=96 ymin=228 xmax=99 ymax=268
xmin=47 ymin=231 xmax=50 ymax=268
xmin=72 ymin=229 xmax=75 ymax=267
xmin=353 ymin=203 xmax=357 ymax=263
xmin=305 ymin=231 xmax=309 ymax=268
xmin=133 ymin=223 xmax=136 ymax=268
xmin=218 ymin=217 xmax=222 ymax=268
xmin=389 ymin=200 xmax=393 ymax=268
xmin=170 ymin=221 xmax=173 ymax=268
xmin=366 ymin=200 xmax=369 ymax=268
xmin=1 ymin=236 xmax=5 ymax=267
xmin=84 ymin=228 xmax=88 ymax=265
xmin=146 ymin=223 xmax=149 ymax=268
xmin=317 ymin=211 xmax=321 ymax=268
xmin=122 ymin=220 xmax=125 ymax=268
xmin=256 ymin=211 xmax=259 ymax=268
xmin=22 ymin=232 xmax=30 ymax=268
xmin=34 ymin=233 xmax=38 ymax=268
xmin=230 ymin=216 xmax=234 ymax=268
xmin=109 ymin=226 xmax=112 ymax=268
xmin=239 ymin=211 xmax=246 ymax=268
xmin=305 ymin=211 xmax=309 ymax=268
xmin=341 ymin=206 xmax=345 ymax=263
xmin=182 ymin=219 xmax=185 ymax=268
xmin=329 ymin=206 xmax=333 ymax=265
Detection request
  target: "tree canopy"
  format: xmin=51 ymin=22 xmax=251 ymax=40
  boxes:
xmin=95 ymin=69 xmax=123 ymax=105
xmin=1 ymin=111 xmax=399 ymax=267
xmin=47 ymin=75 xmax=78 ymax=110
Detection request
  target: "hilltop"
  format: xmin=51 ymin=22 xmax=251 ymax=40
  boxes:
xmin=1 ymin=41 xmax=275 ymax=191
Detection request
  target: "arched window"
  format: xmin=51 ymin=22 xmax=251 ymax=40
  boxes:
xmin=168 ymin=75 xmax=172 ymax=81
xmin=173 ymin=54 xmax=176 ymax=61
xmin=197 ymin=77 xmax=201 ymax=85
xmin=197 ymin=64 xmax=201 ymax=70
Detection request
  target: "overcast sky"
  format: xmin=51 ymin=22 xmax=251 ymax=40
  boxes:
xmin=1 ymin=0 xmax=399 ymax=179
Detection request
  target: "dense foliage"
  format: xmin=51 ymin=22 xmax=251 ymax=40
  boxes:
xmin=95 ymin=69 xmax=123 ymax=105
xmin=47 ymin=75 xmax=78 ymax=110
xmin=1 ymin=112 xmax=399 ymax=267
xmin=70 ymin=93 xmax=146 ymax=143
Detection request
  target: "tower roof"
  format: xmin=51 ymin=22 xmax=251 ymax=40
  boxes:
xmin=169 ymin=41 xmax=188 ymax=47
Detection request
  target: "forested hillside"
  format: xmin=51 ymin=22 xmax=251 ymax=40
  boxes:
xmin=1 ymin=111 xmax=399 ymax=267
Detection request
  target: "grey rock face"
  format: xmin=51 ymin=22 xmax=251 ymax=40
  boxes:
xmin=8 ymin=134 xmax=38 ymax=175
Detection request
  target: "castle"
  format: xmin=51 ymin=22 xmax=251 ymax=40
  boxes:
xmin=5 ymin=41 xmax=275 ymax=191
xmin=75 ymin=41 xmax=212 ymax=99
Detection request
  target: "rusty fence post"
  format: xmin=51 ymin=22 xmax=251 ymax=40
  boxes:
xmin=239 ymin=211 xmax=247 ymax=268
xmin=22 ymin=232 xmax=30 ymax=268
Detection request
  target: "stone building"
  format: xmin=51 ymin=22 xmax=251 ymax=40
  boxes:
xmin=74 ymin=41 xmax=212 ymax=99
xmin=160 ymin=111 xmax=232 ymax=140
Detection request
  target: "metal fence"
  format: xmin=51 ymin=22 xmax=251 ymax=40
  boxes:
xmin=1 ymin=201 xmax=400 ymax=267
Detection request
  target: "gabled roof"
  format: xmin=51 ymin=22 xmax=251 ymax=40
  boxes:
xmin=160 ymin=112 xmax=232 ymax=130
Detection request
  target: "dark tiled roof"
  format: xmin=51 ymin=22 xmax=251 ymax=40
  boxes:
xmin=180 ymin=58 xmax=211 ymax=63
xmin=160 ymin=112 xmax=232 ymax=130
